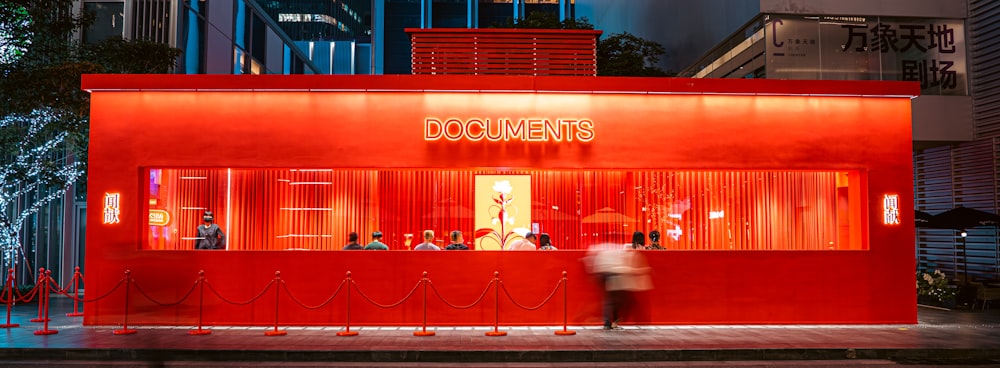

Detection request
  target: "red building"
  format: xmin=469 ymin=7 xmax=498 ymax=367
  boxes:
xmin=81 ymin=74 xmax=918 ymax=326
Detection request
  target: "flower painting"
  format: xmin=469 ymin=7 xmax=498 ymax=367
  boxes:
xmin=474 ymin=175 xmax=531 ymax=250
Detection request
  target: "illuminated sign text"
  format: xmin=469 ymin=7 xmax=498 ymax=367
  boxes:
xmin=883 ymin=194 xmax=900 ymax=225
xmin=425 ymin=118 xmax=594 ymax=142
xmin=149 ymin=209 xmax=171 ymax=226
xmin=103 ymin=193 xmax=121 ymax=224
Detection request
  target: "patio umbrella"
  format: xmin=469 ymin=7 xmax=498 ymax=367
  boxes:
xmin=915 ymin=210 xmax=937 ymax=228
xmin=931 ymin=206 xmax=1000 ymax=284
xmin=932 ymin=206 xmax=1000 ymax=230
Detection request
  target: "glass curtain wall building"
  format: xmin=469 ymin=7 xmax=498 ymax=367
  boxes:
xmin=377 ymin=0 xmax=574 ymax=74
xmin=260 ymin=0 xmax=373 ymax=74
xmin=79 ymin=0 xmax=320 ymax=74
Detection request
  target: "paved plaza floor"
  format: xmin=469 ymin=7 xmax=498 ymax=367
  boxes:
xmin=2 ymin=298 xmax=1000 ymax=366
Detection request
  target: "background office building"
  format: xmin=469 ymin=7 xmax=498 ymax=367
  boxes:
xmin=79 ymin=0 xmax=320 ymax=74
xmin=672 ymin=0 xmax=999 ymax=282
xmin=260 ymin=0 xmax=373 ymax=74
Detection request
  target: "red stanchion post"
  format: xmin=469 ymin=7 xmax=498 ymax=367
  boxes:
xmin=485 ymin=271 xmax=506 ymax=337
xmin=66 ymin=267 xmax=84 ymax=317
xmin=30 ymin=268 xmax=48 ymax=323
xmin=414 ymin=271 xmax=435 ymax=337
xmin=264 ymin=271 xmax=287 ymax=336
xmin=113 ymin=270 xmax=137 ymax=335
xmin=555 ymin=271 xmax=576 ymax=336
xmin=34 ymin=270 xmax=58 ymax=335
xmin=1 ymin=269 xmax=20 ymax=328
xmin=337 ymin=271 xmax=358 ymax=337
xmin=189 ymin=270 xmax=211 ymax=335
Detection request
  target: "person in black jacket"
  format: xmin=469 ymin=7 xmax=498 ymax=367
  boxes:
xmin=444 ymin=230 xmax=469 ymax=250
xmin=195 ymin=211 xmax=225 ymax=250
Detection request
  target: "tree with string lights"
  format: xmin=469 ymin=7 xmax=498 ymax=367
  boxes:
xmin=0 ymin=0 xmax=179 ymax=275
xmin=0 ymin=108 xmax=84 ymax=270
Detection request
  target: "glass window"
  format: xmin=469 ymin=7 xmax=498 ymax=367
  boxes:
xmin=432 ymin=0 xmax=467 ymax=28
xmin=83 ymin=2 xmax=125 ymax=44
xmin=144 ymin=168 xmax=865 ymax=251
xmin=181 ymin=0 xmax=206 ymax=73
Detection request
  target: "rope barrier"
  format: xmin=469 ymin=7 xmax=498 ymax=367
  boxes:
xmin=279 ymin=279 xmax=346 ymax=310
xmin=14 ymin=283 xmax=38 ymax=303
xmin=350 ymin=279 xmax=422 ymax=309
xmin=12 ymin=278 xmax=33 ymax=301
xmin=499 ymin=279 xmax=563 ymax=311
xmin=58 ymin=272 xmax=78 ymax=294
xmin=52 ymin=278 xmax=124 ymax=303
xmin=132 ymin=279 xmax=200 ymax=307
xmin=205 ymin=279 xmax=275 ymax=306
xmin=426 ymin=279 xmax=495 ymax=309
xmin=1 ymin=268 xmax=579 ymax=337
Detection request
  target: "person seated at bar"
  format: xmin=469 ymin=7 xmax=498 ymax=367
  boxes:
xmin=509 ymin=232 xmax=537 ymax=250
xmin=646 ymin=230 xmax=664 ymax=250
xmin=413 ymin=230 xmax=441 ymax=250
xmin=364 ymin=231 xmax=389 ymax=250
xmin=445 ymin=230 xmax=469 ymax=250
xmin=626 ymin=231 xmax=645 ymax=250
xmin=195 ymin=210 xmax=225 ymax=250
xmin=343 ymin=232 xmax=363 ymax=250
xmin=538 ymin=233 xmax=557 ymax=250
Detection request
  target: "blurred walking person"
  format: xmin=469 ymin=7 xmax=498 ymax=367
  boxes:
xmin=587 ymin=243 xmax=652 ymax=330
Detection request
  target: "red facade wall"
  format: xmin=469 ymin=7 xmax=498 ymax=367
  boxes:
xmin=81 ymin=75 xmax=918 ymax=325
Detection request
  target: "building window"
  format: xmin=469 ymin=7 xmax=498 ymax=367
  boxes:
xmin=83 ymin=1 xmax=125 ymax=44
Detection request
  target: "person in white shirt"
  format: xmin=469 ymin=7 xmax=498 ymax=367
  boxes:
xmin=508 ymin=232 xmax=536 ymax=250
xmin=413 ymin=230 xmax=441 ymax=251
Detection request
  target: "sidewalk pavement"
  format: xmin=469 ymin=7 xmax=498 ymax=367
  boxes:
xmin=2 ymin=298 xmax=1000 ymax=365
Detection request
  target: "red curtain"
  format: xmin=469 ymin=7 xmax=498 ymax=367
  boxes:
xmin=145 ymin=169 xmax=857 ymax=251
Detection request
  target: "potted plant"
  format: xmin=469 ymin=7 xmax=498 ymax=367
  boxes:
xmin=916 ymin=269 xmax=957 ymax=308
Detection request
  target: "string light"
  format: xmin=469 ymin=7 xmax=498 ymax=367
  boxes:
xmin=0 ymin=108 xmax=85 ymax=265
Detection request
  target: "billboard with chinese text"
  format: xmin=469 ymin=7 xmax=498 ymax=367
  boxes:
xmin=765 ymin=15 xmax=966 ymax=96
